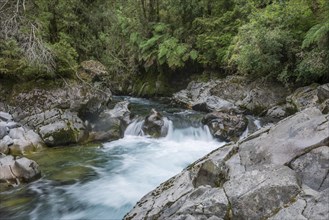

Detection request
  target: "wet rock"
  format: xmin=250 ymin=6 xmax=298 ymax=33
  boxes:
xmin=0 ymin=155 xmax=41 ymax=185
xmin=142 ymin=109 xmax=168 ymax=137
xmin=290 ymin=146 xmax=329 ymax=191
xmin=89 ymin=101 xmax=131 ymax=142
xmin=286 ymin=84 xmax=319 ymax=111
xmin=202 ymin=111 xmax=248 ymax=142
xmin=106 ymin=101 xmax=131 ymax=125
xmin=239 ymin=107 xmax=329 ymax=169
xmin=89 ymin=117 xmax=121 ymax=142
xmin=223 ymin=165 xmax=301 ymax=220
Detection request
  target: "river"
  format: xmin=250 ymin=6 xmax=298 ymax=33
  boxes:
xmin=0 ymin=97 xmax=226 ymax=219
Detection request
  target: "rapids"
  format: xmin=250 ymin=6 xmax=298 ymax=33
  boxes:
xmin=0 ymin=97 xmax=225 ymax=219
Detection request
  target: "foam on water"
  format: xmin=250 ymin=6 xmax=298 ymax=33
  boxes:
xmin=2 ymin=98 xmax=225 ymax=220
xmin=53 ymin=121 xmax=222 ymax=219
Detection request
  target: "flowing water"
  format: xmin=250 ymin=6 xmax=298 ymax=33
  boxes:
xmin=0 ymin=97 xmax=225 ymax=220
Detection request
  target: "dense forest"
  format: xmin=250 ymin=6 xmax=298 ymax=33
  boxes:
xmin=0 ymin=0 xmax=328 ymax=86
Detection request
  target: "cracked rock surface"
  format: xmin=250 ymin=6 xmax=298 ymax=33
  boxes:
xmin=125 ymin=107 xmax=329 ymax=220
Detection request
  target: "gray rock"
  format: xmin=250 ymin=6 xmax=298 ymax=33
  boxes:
xmin=317 ymin=83 xmax=329 ymax=102
xmin=202 ymin=111 xmax=248 ymax=142
xmin=290 ymin=146 xmax=329 ymax=191
xmin=239 ymin=107 xmax=329 ymax=169
xmin=268 ymin=199 xmax=307 ymax=220
xmin=107 ymin=101 xmax=131 ymax=124
xmin=2 ymin=135 xmax=13 ymax=146
xmin=192 ymin=159 xmax=228 ymax=188
xmin=89 ymin=117 xmax=121 ymax=142
xmin=193 ymin=96 xmax=236 ymax=112
xmin=0 ymin=155 xmax=41 ymax=185
xmin=125 ymin=144 xmax=236 ymax=220
xmin=225 ymin=153 xmax=245 ymax=178
xmin=142 ymin=109 xmax=168 ymax=137
xmin=172 ymin=81 xmax=219 ymax=109
xmin=0 ymin=111 xmax=12 ymax=122
xmin=303 ymin=188 xmax=329 ymax=220
xmin=89 ymin=101 xmax=131 ymax=142
xmin=320 ymin=99 xmax=329 ymax=114
xmin=287 ymin=84 xmax=319 ymax=111
xmin=0 ymin=140 xmax=9 ymax=154
xmin=9 ymin=130 xmax=44 ymax=155
xmin=223 ymin=165 xmax=301 ymax=220
xmin=38 ymin=120 xmax=86 ymax=147
xmin=266 ymin=105 xmax=290 ymax=120
xmin=160 ymin=186 xmax=229 ymax=220
xmin=125 ymin=171 xmax=195 ymax=219
xmin=0 ymin=125 xmax=7 ymax=139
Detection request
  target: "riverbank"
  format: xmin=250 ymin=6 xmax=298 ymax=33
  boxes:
xmin=1 ymin=70 xmax=328 ymax=219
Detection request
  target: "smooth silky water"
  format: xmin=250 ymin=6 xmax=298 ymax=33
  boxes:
xmin=0 ymin=97 xmax=225 ymax=220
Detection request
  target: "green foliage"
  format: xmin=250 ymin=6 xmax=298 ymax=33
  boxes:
xmin=0 ymin=40 xmax=26 ymax=77
xmin=1 ymin=0 xmax=328 ymax=86
xmin=50 ymin=37 xmax=78 ymax=77
xmin=227 ymin=0 xmax=328 ymax=85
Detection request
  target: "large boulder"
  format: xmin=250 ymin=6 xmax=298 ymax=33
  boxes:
xmin=239 ymin=107 xmax=329 ymax=168
xmin=202 ymin=111 xmax=248 ymax=142
xmin=172 ymin=75 xmax=288 ymax=115
xmin=1 ymin=77 xmax=112 ymax=147
xmin=223 ymin=165 xmax=300 ymax=220
xmin=89 ymin=101 xmax=131 ymax=142
xmin=0 ymin=155 xmax=41 ymax=186
xmin=126 ymin=108 xmax=329 ymax=220
xmin=142 ymin=109 xmax=168 ymax=138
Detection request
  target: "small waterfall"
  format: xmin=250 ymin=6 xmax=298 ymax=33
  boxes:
xmin=165 ymin=125 xmax=214 ymax=142
xmin=124 ymin=120 xmax=144 ymax=136
xmin=124 ymin=117 xmax=214 ymax=142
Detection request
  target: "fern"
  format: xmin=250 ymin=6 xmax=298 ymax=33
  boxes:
xmin=302 ymin=21 xmax=329 ymax=48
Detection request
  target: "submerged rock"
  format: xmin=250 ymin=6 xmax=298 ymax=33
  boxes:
xmin=0 ymin=155 xmax=41 ymax=186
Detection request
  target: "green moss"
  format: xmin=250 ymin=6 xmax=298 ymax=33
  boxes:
xmin=0 ymin=197 xmax=32 ymax=208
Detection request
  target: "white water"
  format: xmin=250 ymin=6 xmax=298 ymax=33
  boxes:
xmin=21 ymin=110 xmax=223 ymax=220
xmin=66 ymin=123 xmax=220 ymax=219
